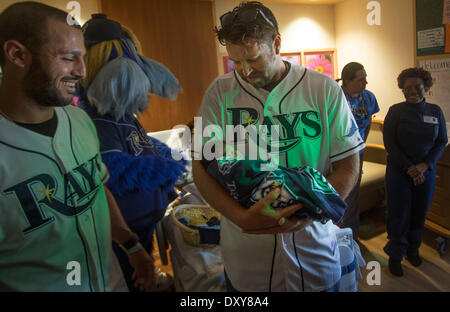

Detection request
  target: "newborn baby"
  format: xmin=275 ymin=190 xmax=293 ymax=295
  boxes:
xmin=206 ymin=158 xmax=347 ymax=224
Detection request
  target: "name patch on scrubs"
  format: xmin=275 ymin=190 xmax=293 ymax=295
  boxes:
xmin=423 ymin=115 xmax=438 ymax=124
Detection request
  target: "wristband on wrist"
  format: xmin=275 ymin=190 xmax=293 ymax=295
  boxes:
xmin=120 ymin=233 xmax=142 ymax=254
xmin=126 ymin=242 xmax=143 ymax=255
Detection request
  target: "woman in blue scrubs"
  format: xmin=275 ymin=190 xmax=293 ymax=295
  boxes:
xmin=383 ymin=68 xmax=448 ymax=277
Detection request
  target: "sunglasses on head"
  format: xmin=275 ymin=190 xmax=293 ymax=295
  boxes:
xmin=220 ymin=8 xmax=275 ymax=29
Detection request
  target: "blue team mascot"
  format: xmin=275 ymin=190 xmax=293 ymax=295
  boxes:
xmin=77 ymin=14 xmax=185 ymax=292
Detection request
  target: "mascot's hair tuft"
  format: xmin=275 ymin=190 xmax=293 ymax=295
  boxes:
xmin=87 ymin=57 xmax=150 ymax=120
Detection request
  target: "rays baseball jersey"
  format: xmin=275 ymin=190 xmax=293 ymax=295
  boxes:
xmin=198 ymin=64 xmax=364 ymax=291
xmin=0 ymin=106 xmax=111 ymax=291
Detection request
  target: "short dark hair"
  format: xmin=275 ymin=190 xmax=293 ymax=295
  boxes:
xmin=214 ymin=1 xmax=279 ymax=46
xmin=0 ymin=1 xmax=80 ymax=66
xmin=397 ymin=67 xmax=433 ymax=90
xmin=338 ymin=62 xmax=364 ymax=84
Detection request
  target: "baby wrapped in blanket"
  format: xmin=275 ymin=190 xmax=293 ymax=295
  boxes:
xmin=205 ymin=157 xmax=347 ymax=224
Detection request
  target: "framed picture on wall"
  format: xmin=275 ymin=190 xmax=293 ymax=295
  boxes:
xmin=223 ymin=56 xmax=235 ymax=73
xmin=303 ymin=49 xmax=337 ymax=79
xmin=280 ymin=52 xmax=302 ymax=66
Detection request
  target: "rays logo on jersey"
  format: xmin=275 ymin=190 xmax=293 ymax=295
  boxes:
xmin=126 ymin=131 xmax=144 ymax=156
xmin=344 ymin=118 xmax=359 ymax=138
xmin=126 ymin=126 xmax=158 ymax=156
xmin=3 ymin=155 xmax=103 ymax=234
xmin=227 ymin=107 xmax=322 ymax=153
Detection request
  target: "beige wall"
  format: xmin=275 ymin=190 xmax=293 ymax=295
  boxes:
xmin=335 ymin=0 xmax=415 ymax=118
xmin=0 ymin=0 xmax=101 ymax=25
xmin=214 ymin=0 xmax=336 ymax=75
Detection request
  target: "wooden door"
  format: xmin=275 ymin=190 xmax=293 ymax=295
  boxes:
xmin=101 ymin=0 xmax=219 ymax=131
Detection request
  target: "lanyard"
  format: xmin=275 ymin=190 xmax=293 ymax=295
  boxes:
xmin=346 ymin=92 xmax=369 ymax=119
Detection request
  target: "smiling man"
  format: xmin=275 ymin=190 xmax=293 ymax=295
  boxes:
xmin=193 ymin=1 xmax=364 ymax=292
xmin=0 ymin=2 xmax=154 ymax=291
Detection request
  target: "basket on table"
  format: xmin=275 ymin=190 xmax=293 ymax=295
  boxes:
xmin=171 ymin=204 xmax=221 ymax=248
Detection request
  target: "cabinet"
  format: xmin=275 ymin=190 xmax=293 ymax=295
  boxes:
xmin=426 ymin=145 xmax=450 ymax=255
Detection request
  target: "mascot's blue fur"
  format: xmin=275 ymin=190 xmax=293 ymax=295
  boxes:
xmin=104 ymin=142 xmax=184 ymax=197
xmin=77 ymin=42 xmax=185 ymax=197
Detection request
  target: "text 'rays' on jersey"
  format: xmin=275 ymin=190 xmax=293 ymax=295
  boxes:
xmin=225 ymin=107 xmax=322 ymax=153
xmin=3 ymin=155 xmax=104 ymax=234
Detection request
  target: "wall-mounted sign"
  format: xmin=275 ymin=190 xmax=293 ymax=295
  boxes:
xmin=417 ymin=57 xmax=450 ymax=122
xmin=417 ymin=27 xmax=445 ymax=53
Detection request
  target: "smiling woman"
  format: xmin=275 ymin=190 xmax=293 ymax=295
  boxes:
xmin=383 ymin=67 xmax=448 ymax=277
xmin=397 ymin=68 xmax=433 ymax=104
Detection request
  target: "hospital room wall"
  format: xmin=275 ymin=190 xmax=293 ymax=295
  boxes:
xmin=335 ymin=0 xmax=415 ymax=120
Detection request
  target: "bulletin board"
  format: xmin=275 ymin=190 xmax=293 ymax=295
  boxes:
xmin=415 ymin=0 xmax=449 ymax=56
xmin=417 ymin=57 xmax=450 ymax=121
xmin=415 ymin=0 xmax=450 ymax=122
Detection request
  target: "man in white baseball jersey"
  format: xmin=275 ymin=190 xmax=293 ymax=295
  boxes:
xmin=193 ymin=1 xmax=364 ymax=292
xmin=0 ymin=2 xmax=153 ymax=291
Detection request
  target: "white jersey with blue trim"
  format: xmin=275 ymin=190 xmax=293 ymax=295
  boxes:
xmin=198 ymin=64 xmax=364 ymax=291
xmin=0 ymin=106 xmax=112 ymax=291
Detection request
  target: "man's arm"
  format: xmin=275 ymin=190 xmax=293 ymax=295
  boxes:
xmin=104 ymin=185 xmax=154 ymax=291
xmin=105 ymin=185 xmax=136 ymax=243
xmin=326 ymin=153 xmax=360 ymax=200
xmin=192 ymin=160 xmax=303 ymax=233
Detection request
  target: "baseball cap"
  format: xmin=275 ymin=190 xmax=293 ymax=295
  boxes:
xmin=82 ymin=13 xmax=125 ymax=48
